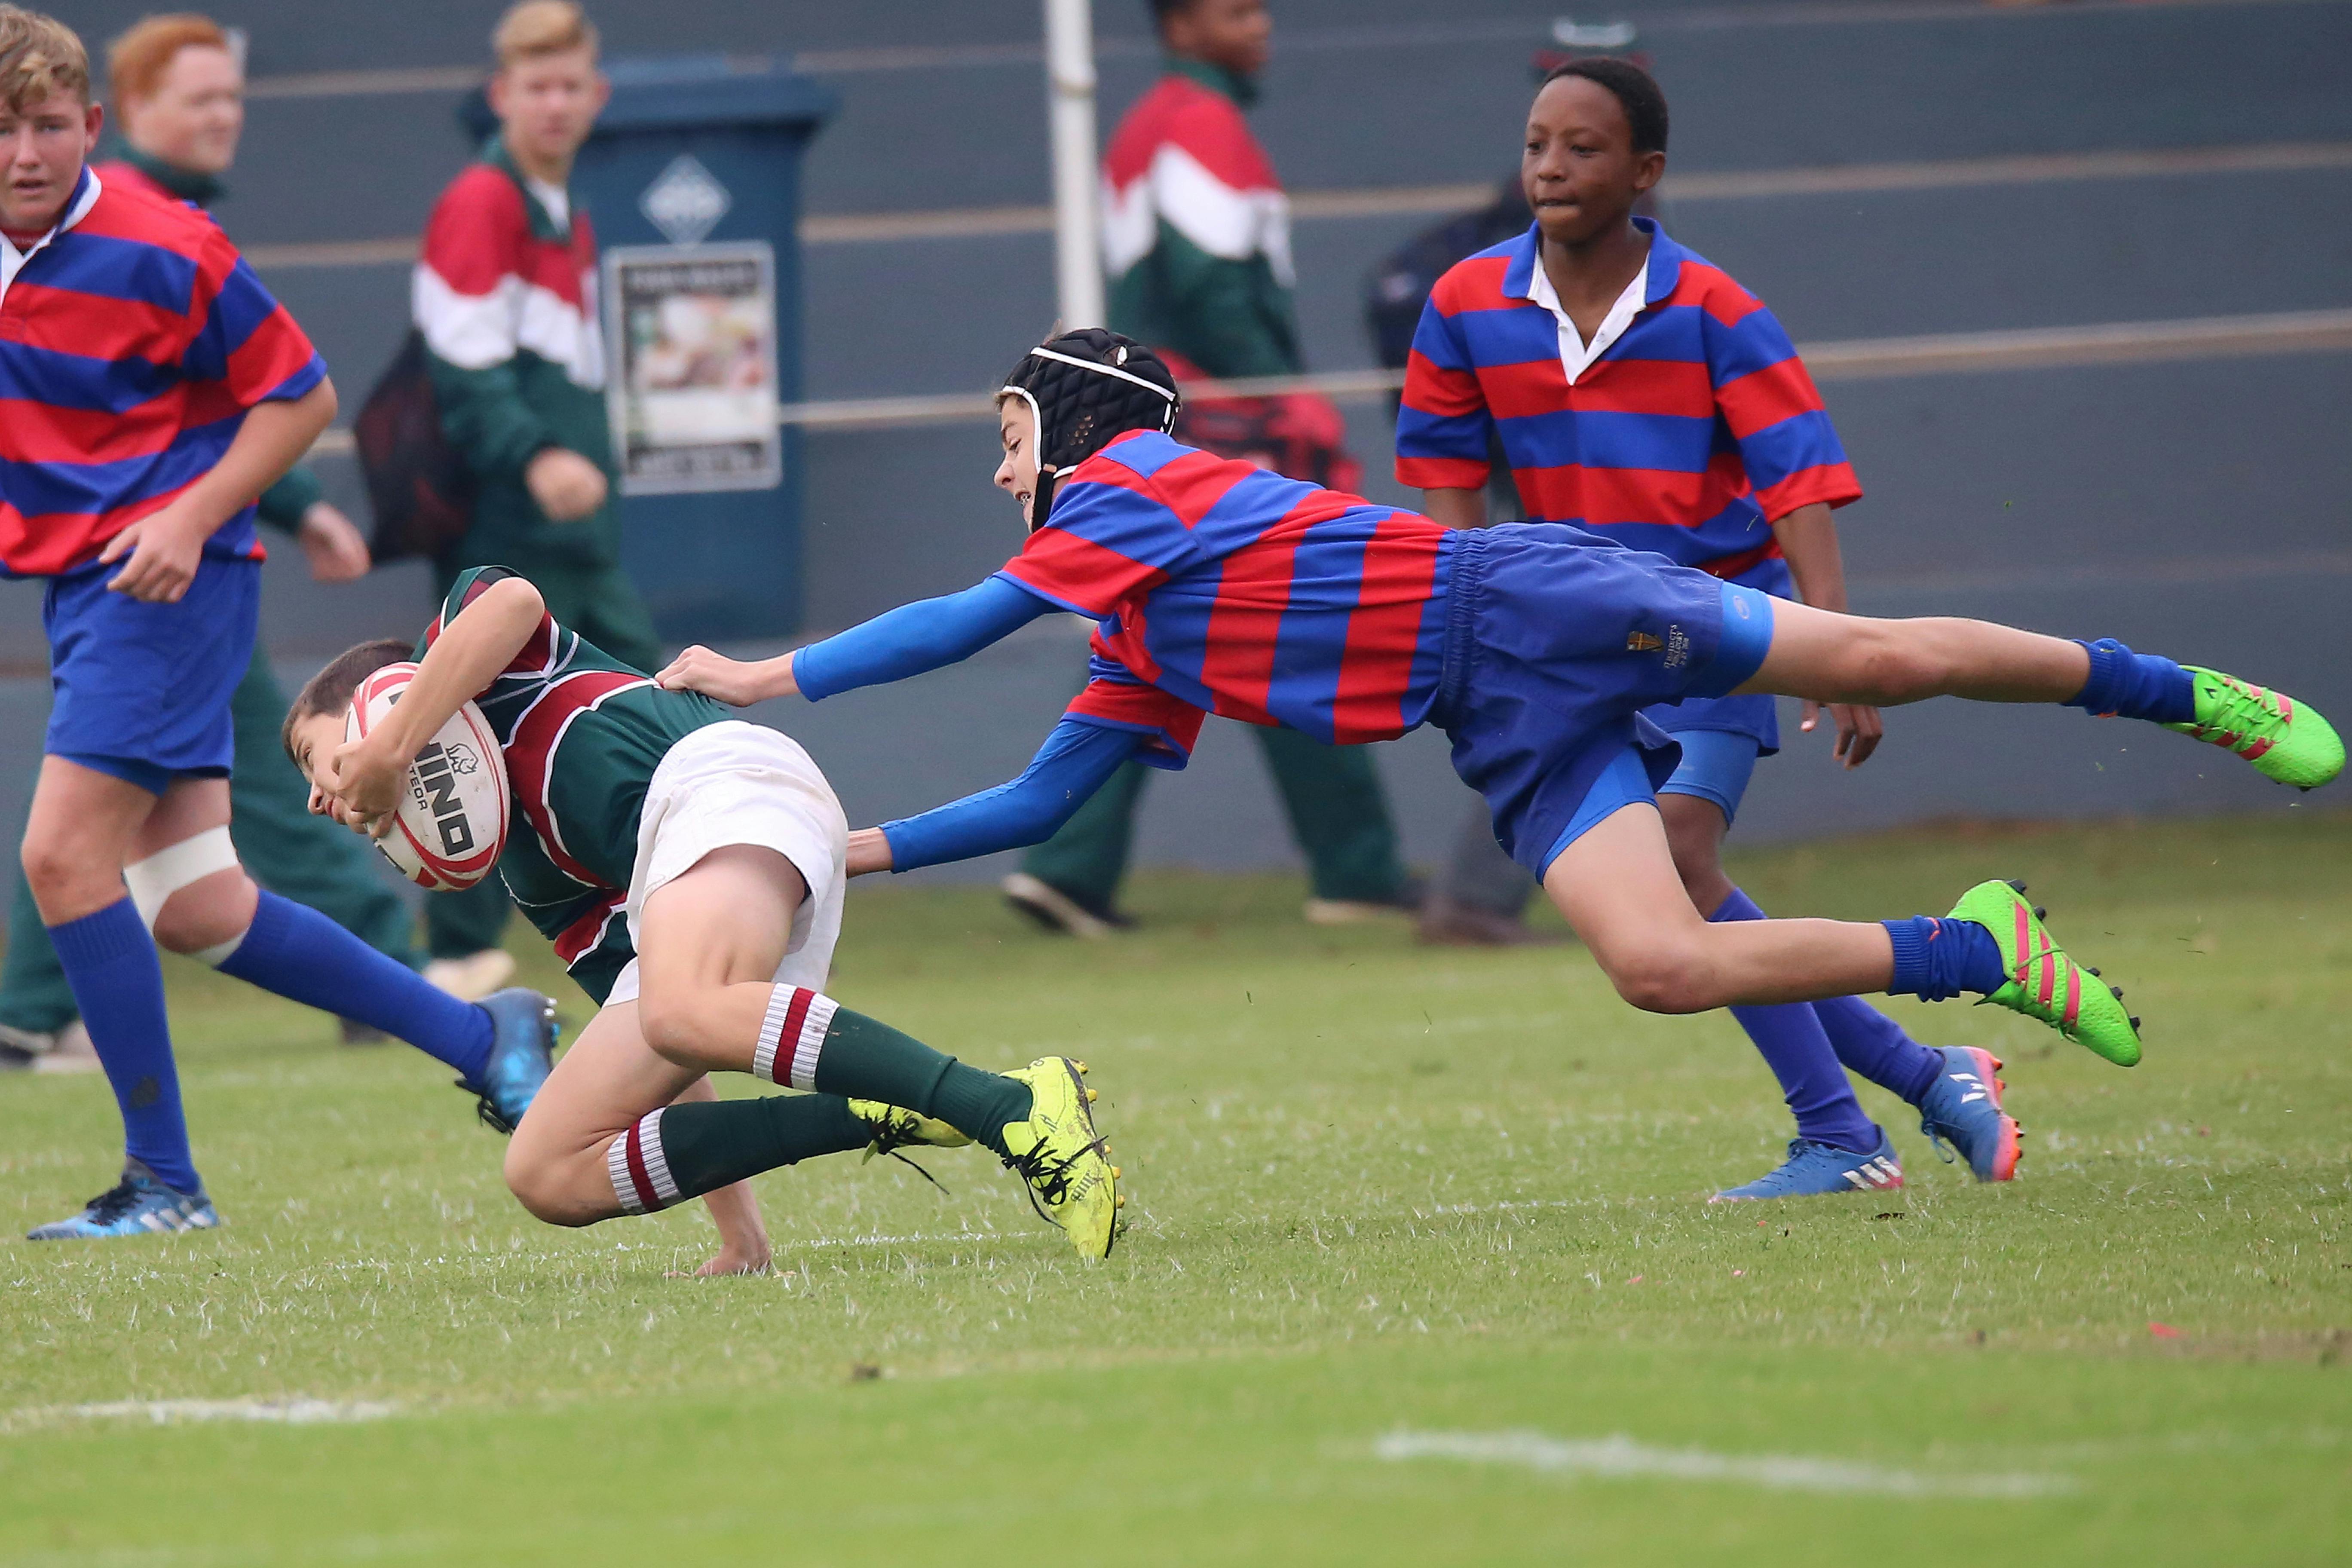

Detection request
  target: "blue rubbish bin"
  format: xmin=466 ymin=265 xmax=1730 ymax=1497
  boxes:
xmin=466 ymin=57 xmax=837 ymax=641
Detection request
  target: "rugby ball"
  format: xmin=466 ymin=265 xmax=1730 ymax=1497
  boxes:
xmin=343 ymin=662 xmax=510 ymax=891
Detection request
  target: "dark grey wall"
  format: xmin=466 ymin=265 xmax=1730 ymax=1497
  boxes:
xmin=3 ymin=0 xmax=2347 ymax=874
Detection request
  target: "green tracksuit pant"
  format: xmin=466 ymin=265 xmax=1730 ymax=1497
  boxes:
xmin=1021 ymin=719 xmax=1409 ymax=910
xmin=0 ymin=644 xmax=425 ymax=1035
xmin=423 ymin=557 xmax=665 ymax=960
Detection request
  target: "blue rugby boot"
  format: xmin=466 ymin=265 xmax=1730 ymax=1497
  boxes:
xmin=1917 ymin=1046 xmax=2022 ymax=1183
xmin=28 ymin=1158 xmax=220 ymax=1240
xmin=466 ymin=988 xmax=559 ymax=1134
xmin=1710 ymin=1128 xmax=1904 ymax=1202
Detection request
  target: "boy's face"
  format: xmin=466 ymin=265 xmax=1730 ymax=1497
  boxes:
xmin=119 ymin=43 xmax=245 ymax=176
xmin=1162 ymin=0 xmax=1271 ymax=80
xmin=995 ymin=399 xmax=1041 ymax=529
xmin=488 ymin=46 xmax=607 ymax=172
xmin=1521 ymin=77 xmax=1662 ymax=249
xmin=286 ymin=710 xmax=349 ymax=820
xmin=0 ymin=88 xmax=100 ymax=236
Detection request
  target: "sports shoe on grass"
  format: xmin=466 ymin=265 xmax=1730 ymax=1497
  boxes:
xmin=423 ymin=948 xmax=518 ymax=1001
xmin=2162 ymin=667 xmax=2343 ymax=790
xmin=1710 ymin=1128 xmax=1903 ymax=1202
xmin=1000 ymin=873 xmax=1133 ymax=940
xmin=1918 ymin=1045 xmax=2022 ymax=1183
xmin=466 ymin=989 xmax=560 ymax=1134
xmin=1949 ymin=880 xmax=2140 ymax=1068
xmin=998 ymin=1057 xmax=1121 ymax=1259
xmin=27 ymin=1158 xmax=219 ymax=1240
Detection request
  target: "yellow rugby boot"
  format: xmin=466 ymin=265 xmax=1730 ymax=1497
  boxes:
xmin=998 ymin=1058 xmax=1121 ymax=1259
xmin=847 ymin=1100 xmax=972 ymax=1161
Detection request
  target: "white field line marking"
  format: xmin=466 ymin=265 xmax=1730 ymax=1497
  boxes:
xmin=8 ymin=1397 xmax=397 ymax=1431
xmin=246 ymin=139 xmax=2352 ymax=266
xmin=1377 ymin=1430 xmax=2075 ymax=1498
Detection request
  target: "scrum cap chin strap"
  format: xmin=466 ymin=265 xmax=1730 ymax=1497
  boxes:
xmin=1000 ymin=337 xmax=1180 ymax=528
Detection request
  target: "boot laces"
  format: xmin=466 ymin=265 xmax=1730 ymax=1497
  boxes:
xmin=82 ymin=1177 xmax=145 ymax=1224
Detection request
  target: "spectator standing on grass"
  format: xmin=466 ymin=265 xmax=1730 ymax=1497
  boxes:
xmin=1395 ymin=60 xmax=2018 ymax=1200
xmin=0 ymin=12 xmax=426 ymax=1072
xmin=999 ymin=0 xmax=1421 ymax=938
xmin=412 ymin=0 xmax=662 ymax=998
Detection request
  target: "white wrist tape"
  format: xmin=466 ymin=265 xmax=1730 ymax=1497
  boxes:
xmin=123 ymin=825 xmax=241 ymax=932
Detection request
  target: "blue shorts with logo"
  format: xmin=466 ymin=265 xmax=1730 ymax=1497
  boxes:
xmin=1645 ymin=553 xmax=1785 ymax=823
xmin=1427 ymin=524 xmax=1775 ymax=881
xmin=43 ymin=555 xmax=259 ymax=796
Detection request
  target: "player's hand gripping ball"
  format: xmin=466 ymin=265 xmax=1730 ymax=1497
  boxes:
xmin=343 ymin=663 xmax=510 ymax=891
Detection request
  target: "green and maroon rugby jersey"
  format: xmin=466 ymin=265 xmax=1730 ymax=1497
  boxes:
xmin=418 ymin=565 xmax=730 ymax=1001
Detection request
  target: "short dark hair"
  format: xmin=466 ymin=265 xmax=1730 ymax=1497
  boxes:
xmin=1147 ymin=0 xmax=1195 ymax=27
xmin=282 ymin=639 xmax=413 ymax=763
xmin=1541 ymin=57 xmax=1668 ymax=156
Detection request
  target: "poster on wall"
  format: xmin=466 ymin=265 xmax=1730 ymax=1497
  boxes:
xmin=603 ymin=241 xmax=782 ymax=495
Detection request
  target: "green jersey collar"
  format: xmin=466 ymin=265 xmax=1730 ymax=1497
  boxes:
xmin=481 ymin=133 xmax=580 ymax=242
xmin=1166 ymin=54 xmax=1259 ymax=110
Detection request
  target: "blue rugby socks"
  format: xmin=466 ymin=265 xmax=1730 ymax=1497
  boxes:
xmin=2064 ymin=638 xmax=2194 ymax=723
xmin=1710 ymin=888 xmax=1880 ymax=1154
xmin=1810 ymin=992 xmax=1947 ymax=1108
xmin=1882 ymin=915 xmax=2006 ymax=1003
xmin=48 ymin=899 xmax=202 ymax=1195
xmin=215 ymin=891 xmax=492 ymax=1082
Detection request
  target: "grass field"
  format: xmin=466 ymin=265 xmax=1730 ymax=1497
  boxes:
xmin=2 ymin=811 xmax=2347 ymax=1565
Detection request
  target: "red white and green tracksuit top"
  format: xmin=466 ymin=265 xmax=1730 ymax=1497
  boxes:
xmin=1100 ymin=58 xmax=1301 ymax=379
xmin=413 ymin=138 xmax=621 ymax=568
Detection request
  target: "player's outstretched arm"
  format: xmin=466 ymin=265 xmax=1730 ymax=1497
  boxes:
xmin=844 ymin=719 xmax=1145 ymax=877
xmin=659 ymin=576 xmax=1055 ymax=707
xmin=322 ymin=574 xmax=545 ymax=833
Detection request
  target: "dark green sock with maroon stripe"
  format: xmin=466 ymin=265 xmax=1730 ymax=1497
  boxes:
xmin=755 ymin=986 xmax=1030 ymax=1156
xmin=611 ymin=1094 xmax=869 ymax=1214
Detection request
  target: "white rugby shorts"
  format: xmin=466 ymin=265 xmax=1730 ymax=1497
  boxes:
xmin=603 ymin=720 xmax=848 ymax=1007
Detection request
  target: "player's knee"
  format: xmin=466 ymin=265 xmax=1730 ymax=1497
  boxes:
xmin=636 ymin=989 xmax=711 ymax=1068
xmin=18 ymin=835 xmax=80 ymax=903
xmin=147 ymin=871 xmax=257 ymax=959
xmin=503 ymin=1142 xmax=602 ymax=1227
xmin=1845 ymin=621 xmax=1948 ymax=704
xmin=1599 ymin=939 xmax=1716 ymax=1015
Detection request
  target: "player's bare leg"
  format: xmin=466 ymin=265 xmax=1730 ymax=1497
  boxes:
xmin=1733 ymin=600 xmax=2092 ymax=709
xmin=634 ymin=845 xmax=808 ymax=1076
xmin=1547 ymin=742 xmax=2141 ymax=1064
xmin=1544 ymin=802 xmax=1897 ymax=1012
xmin=502 ymin=1001 xmax=771 ymax=1275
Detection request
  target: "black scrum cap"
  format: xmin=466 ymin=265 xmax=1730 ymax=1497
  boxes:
xmin=1000 ymin=328 xmax=1181 ymax=527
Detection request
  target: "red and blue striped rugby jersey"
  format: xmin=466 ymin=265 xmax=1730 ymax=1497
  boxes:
xmin=1395 ymin=218 xmax=1859 ymax=587
xmin=996 ymin=430 xmax=1453 ymax=756
xmin=0 ymin=168 xmax=325 ymax=579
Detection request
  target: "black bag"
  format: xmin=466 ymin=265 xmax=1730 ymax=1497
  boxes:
xmin=354 ymin=329 xmax=473 ymax=563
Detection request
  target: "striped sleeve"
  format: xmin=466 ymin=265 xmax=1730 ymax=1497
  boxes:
xmin=1063 ymin=657 xmax=1205 ymax=770
xmin=1703 ymin=298 xmax=1861 ymax=521
xmin=1393 ymin=287 xmax=1494 ymax=491
xmin=420 ymin=564 xmax=562 ymax=676
xmin=181 ymin=228 xmax=325 ymax=409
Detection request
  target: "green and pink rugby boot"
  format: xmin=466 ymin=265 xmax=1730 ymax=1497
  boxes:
xmin=1948 ymin=879 xmax=2141 ymax=1068
xmin=2163 ymin=667 xmax=2343 ymax=790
